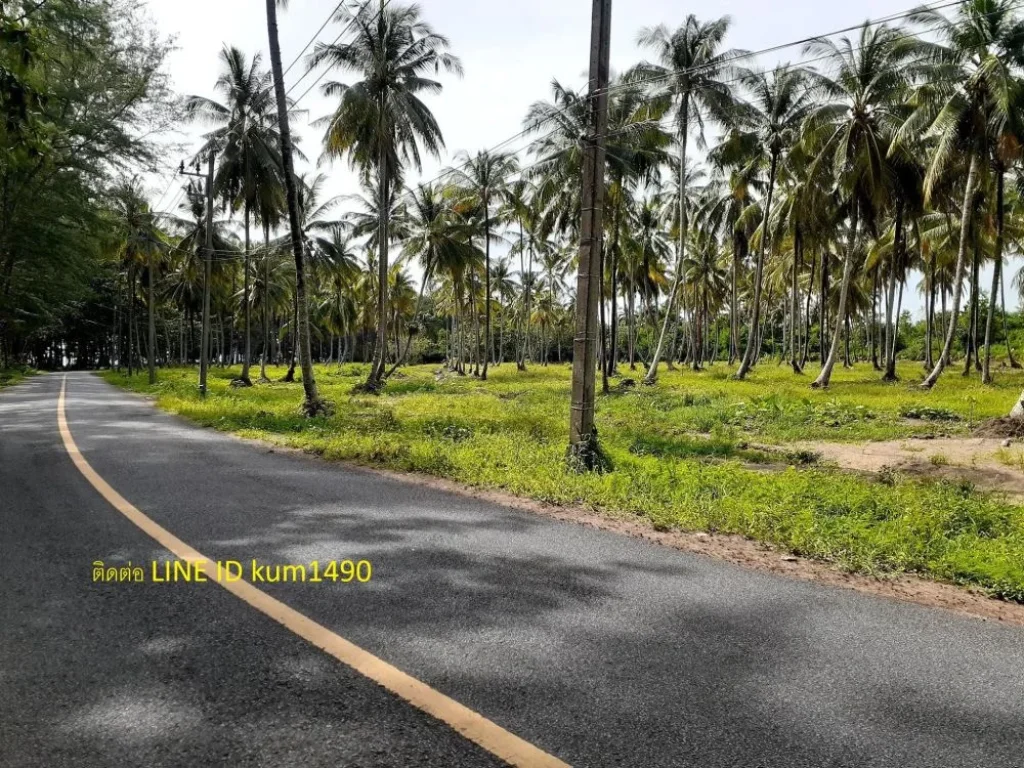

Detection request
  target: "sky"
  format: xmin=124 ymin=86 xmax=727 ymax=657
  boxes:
xmin=139 ymin=0 xmax=1018 ymax=316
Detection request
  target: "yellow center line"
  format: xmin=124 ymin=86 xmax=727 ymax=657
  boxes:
xmin=57 ymin=375 xmax=570 ymax=768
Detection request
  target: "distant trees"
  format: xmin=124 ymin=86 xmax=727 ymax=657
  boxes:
xmin=0 ymin=0 xmax=172 ymax=367
xmin=16 ymin=0 xmax=1024 ymax=427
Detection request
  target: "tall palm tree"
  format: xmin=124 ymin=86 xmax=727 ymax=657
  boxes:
xmin=624 ymin=189 xmax=672 ymax=369
xmin=899 ymin=0 xmax=1024 ymax=389
xmin=184 ymin=46 xmax=281 ymax=386
xmin=112 ymin=178 xmax=162 ymax=383
xmin=633 ymin=15 xmax=743 ymax=383
xmin=500 ymin=178 xmax=537 ymax=370
xmin=310 ymin=0 xmax=461 ymax=390
xmin=264 ymin=0 xmax=324 ymax=414
xmin=453 ymin=150 xmax=517 ymax=379
xmin=802 ymin=22 xmax=916 ymax=388
xmin=728 ymin=64 xmax=814 ymax=379
xmin=490 ymin=257 xmax=518 ymax=364
xmin=402 ymin=182 xmax=475 ymax=325
xmin=601 ymin=77 xmax=670 ymax=378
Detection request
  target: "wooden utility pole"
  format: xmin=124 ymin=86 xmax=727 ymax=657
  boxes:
xmin=199 ymin=150 xmax=216 ymax=397
xmin=568 ymin=0 xmax=612 ymax=468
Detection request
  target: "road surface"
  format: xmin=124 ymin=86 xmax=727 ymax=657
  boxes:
xmin=2 ymin=371 xmax=1023 ymax=767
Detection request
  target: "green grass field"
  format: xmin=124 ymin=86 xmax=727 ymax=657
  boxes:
xmin=0 ymin=366 xmax=34 ymax=389
xmin=102 ymin=361 xmax=1024 ymax=602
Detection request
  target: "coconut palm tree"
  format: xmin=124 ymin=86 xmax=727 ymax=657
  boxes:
xmin=402 ymin=182 xmax=475 ymax=326
xmin=111 ymin=178 xmax=163 ymax=383
xmin=500 ymin=178 xmax=538 ymax=370
xmin=899 ymin=0 xmax=1024 ymax=389
xmin=490 ymin=257 xmax=518 ymax=364
xmin=633 ymin=15 xmax=743 ymax=383
xmin=624 ymin=189 xmax=672 ymax=369
xmin=801 ymin=22 xmax=916 ymax=388
xmin=453 ymin=150 xmax=518 ymax=379
xmin=264 ymin=0 xmax=324 ymax=414
xmin=601 ymin=77 xmax=671 ymax=378
xmin=184 ymin=45 xmax=281 ymax=386
xmin=310 ymin=0 xmax=461 ymax=390
xmin=727 ymin=64 xmax=815 ymax=379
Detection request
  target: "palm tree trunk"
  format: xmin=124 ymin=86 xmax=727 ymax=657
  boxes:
xmin=284 ymin=291 xmax=297 ymax=381
xmin=239 ymin=203 xmax=253 ymax=385
xmin=870 ymin=270 xmax=880 ymax=370
xmin=265 ymin=0 xmax=321 ymax=412
xmin=801 ymin=250 xmax=815 ymax=368
xmin=473 ymin=285 xmax=482 ymax=375
xmin=365 ymin=116 xmax=390 ymax=390
xmin=644 ymin=106 xmax=689 ymax=384
xmin=813 ymin=197 xmax=859 ymax=389
xmin=729 ymin=239 xmax=739 ymax=365
xmin=1001 ymin=260 xmax=1019 ymax=368
xmin=790 ymin=226 xmax=802 ymax=373
xmin=517 ymin=226 xmax=529 ymax=371
xmin=147 ymin=248 xmax=157 ymax=385
xmin=482 ymin=199 xmax=491 ymax=380
xmin=736 ymin=151 xmax=779 ymax=379
xmin=608 ymin=198 xmax=621 ymax=376
xmin=983 ymin=167 xmax=1005 ymax=384
xmin=924 ymin=226 xmax=934 ymax=370
xmin=882 ymin=265 xmax=898 ymax=381
xmin=819 ymin=251 xmax=828 ymax=363
xmin=127 ymin=264 xmax=135 ymax=377
xmin=599 ymin=238 xmax=609 ymax=393
xmin=259 ymin=227 xmax=271 ymax=382
xmin=923 ymin=154 xmax=979 ymax=389
xmin=963 ymin=239 xmax=980 ymax=375
xmin=887 ymin=278 xmax=903 ymax=379
xmin=628 ymin=273 xmax=636 ymax=370
xmin=498 ymin=304 xmax=505 ymax=365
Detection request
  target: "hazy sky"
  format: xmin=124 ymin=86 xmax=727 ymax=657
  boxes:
xmin=140 ymin=0 xmax=1018 ymax=315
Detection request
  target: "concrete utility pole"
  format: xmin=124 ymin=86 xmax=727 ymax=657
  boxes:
xmin=147 ymin=231 xmax=157 ymax=385
xmin=199 ymin=150 xmax=216 ymax=397
xmin=568 ymin=0 xmax=612 ymax=468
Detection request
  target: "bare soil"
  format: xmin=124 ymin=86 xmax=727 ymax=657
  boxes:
xmin=788 ymin=436 xmax=1024 ymax=500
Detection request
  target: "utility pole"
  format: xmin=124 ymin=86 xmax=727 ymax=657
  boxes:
xmin=568 ymin=0 xmax=612 ymax=469
xmin=147 ymin=223 xmax=157 ymax=385
xmin=200 ymin=151 xmax=216 ymax=396
xmin=180 ymin=152 xmax=217 ymax=396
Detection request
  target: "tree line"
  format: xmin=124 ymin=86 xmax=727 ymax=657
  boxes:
xmin=8 ymin=0 xmax=1024 ymax=417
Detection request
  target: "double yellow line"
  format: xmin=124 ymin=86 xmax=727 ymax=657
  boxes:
xmin=58 ymin=376 xmax=569 ymax=768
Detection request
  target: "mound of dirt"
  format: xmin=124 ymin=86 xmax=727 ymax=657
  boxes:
xmin=974 ymin=417 xmax=1024 ymax=439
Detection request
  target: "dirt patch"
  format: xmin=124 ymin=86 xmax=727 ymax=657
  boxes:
xmin=974 ymin=416 xmax=1024 ymax=439
xmin=789 ymin=436 xmax=1024 ymax=500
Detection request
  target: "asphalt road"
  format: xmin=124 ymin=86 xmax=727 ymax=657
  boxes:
xmin=2 ymin=371 xmax=1024 ymax=767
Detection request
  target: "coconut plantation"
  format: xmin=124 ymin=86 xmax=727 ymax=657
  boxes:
xmin=5 ymin=3 xmax=1024 ymax=766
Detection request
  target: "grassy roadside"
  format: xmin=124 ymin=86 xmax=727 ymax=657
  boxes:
xmin=102 ymin=362 xmax=1024 ymax=603
xmin=0 ymin=366 xmax=35 ymax=389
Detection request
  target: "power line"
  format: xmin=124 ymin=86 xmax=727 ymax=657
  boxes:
xmin=286 ymin=0 xmax=395 ymax=108
xmin=594 ymin=12 xmax=1001 ymax=145
xmin=143 ymin=2 xmax=363 ymax=213
xmin=597 ymin=0 xmax=975 ymax=100
xmin=367 ymin=0 xmax=978 ymax=222
xmin=151 ymin=0 xmax=998 ymax=268
xmin=282 ymin=0 xmax=350 ymax=79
